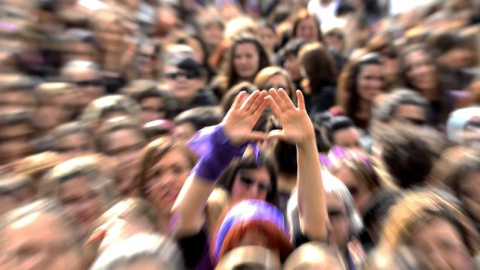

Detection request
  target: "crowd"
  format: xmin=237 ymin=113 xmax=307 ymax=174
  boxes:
xmin=0 ymin=0 xmax=480 ymax=269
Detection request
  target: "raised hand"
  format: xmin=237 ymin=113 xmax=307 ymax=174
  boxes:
xmin=266 ymin=89 xmax=315 ymax=146
xmin=223 ymin=90 xmax=268 ymax=146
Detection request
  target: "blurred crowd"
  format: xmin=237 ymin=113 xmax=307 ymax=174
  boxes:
xmin=1 ymin=0 xmax=480 ymax=269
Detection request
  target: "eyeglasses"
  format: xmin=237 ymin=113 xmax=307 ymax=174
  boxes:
xmin=105 ymin=141 xmax=145 ymax=157
xmin=239 ymin=175 xmax=271 ymax=193
xmin=74 ymin=79 xmax=103 ymax=87
xmin=61 ymin=191 xmax=98 ymax=206
xmin=326 ymin=32 xmax=343 ymax=39
xmin=166 ymin=72 xmax=199 ymax=80
xmin=328 ymin=209 xmax=347 ymax=220
xmin=399 ymin=117 xmax=426 ymax=126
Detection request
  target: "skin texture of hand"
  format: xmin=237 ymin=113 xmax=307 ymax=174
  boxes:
xmin=223 ymin=90 xmax=268 ymax=146
xmin=266 ymin=89 xmax=315 ymax=147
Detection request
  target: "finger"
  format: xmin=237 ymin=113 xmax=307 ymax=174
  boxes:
xmin=240 ymin=90 xmax=260 ymax=111
xmin=278 ymin=88 xmax=295 ymax=108
xmin=232 ymin=91 xmax=247 ymax=110
xmin=296 ymin=90 xmax=306 ymax=111
xmin=247 ymin=90 xmax=267 ymax=113
xmin=267 ymin=129 xmax=286 ymax=141
xmin=246 ymin=131 xmax=267 ymax=141
xmin=251 ymin=98 xmax=268 ymax=121
xmin=266 ymin=96 xmax=282 ymax=117
xmin=268 ymin=88 xmax=289 ymax=111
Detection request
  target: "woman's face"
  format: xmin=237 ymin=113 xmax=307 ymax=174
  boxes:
xmin=296 ymin=18 xmax=318 ymax=42
xmin=145 ymin=149 xmax=192 ymax=215
xmin=59 ymin=177 xmax=104 ymax=236
xmin=459 ymin=171 xmax=480 ymax=223
xmin=263 ymin=74 xmax=291 ymax=96
xmin=202 ymin=22 xmax=224 ymax=49
xmin=405 ymin=50 xmax=437 ymax=92
xmin=234 ymin=42 xmax=260 ymax=80
xmin=334 ymin=166 xmax=372 ymax=215
xmin=137 ymin=44 xmax=157 ymax=76
xmin=283 ymin=54 xmax=302 ymax=81
xmin=139 ymin=97 xmax=166 ymax=125
xmin=326 ymin=193 xmax=351 ymax=250
xmin=259 ymin=27 xmax=277 ymax=53
xmin=325 ymin=32 xmax=344 ymax=53
xmin=356 ymin=64 xmax=383 ymax=102
xmin=410 ymin=217 xmax=474 ymax=270
xmin=230 ymin=167 xmax=271 ymax=203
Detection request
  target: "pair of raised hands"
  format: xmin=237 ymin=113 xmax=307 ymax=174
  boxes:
xmin=223 ymin=89 xmax=315 ymax=147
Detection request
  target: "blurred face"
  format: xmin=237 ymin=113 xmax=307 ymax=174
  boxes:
xmin=65 ymin=67 xmax=104 ymax=109
xmin=1 ymin=213 xmax=82 ymax=270
xmin=106 ymin=129 xmax=145 ymax=195
xmin=202 ymin=22 xmax=224 ymax=49
xmin=57 ymin=132 xmax=92 ymax=159
xmin=0 ymin=194 xmax=19 ymax=216
xmin=459 ymin=172 xmax=480 ymax=223
xmin=0 ymin=123 xmax=33 ymax=165
xmin=145 ymin=149 xmax=192 ymax=215
xmin=411 ymin=218 xmax=473 ymax=270
xmin=405 ymin=50 xmax=437 ymax=92
xmin=394 ymin=104 xmax=427 ymax=126
xmin=440 ymin=47 xmax=476 ymax=69
xmin=137 ymin=44 xmax=158 ymax=76
xmin=63 ymin=42 xmax=99 ymax=64
xmin=230 ymin=167 xmax=271 ymax=203
xmin=34 ymin=94 xmax=76 ymax=131
xmin=283 ymin=54 xmax=302 ymax=81
xmin=139 ymin=97 xmax=166 ymax=125
xmin=259 ymin=27 xmax=277 ymax=53
xmin=263 ymin=74 xmax=291 ymax=96
xmin=325 ymin=31 xmax=344 ymax=52
xmin=59 ymin=177 xmax=104 ymax=236
xmin=173 ymin=122 xmax=197 ymax=146
xmin=356 ymin=64 xmax=383 ymax=102
xmin=165 ymin=65 xmax=203 ymax=106
xmin=296 ymin=18 xmax=318 ymax=41
xmin=326 ymin=193 xmax=350 ymax=250
xmin=335 ymin=166 xmax=372 ymax=214
xmin=0 ymin=90 xmax=35 ymax=109
xmin=234 ymin=43 xmax=260 ymax=80
xmin=332 ymin=127 xmax=361 ymax=150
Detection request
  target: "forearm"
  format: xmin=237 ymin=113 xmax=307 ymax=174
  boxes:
xmin=296 ymin=138 xmax=327 ymax=241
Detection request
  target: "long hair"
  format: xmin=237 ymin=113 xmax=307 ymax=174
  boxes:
xmin=299 ymin=42 xmax=337 ymax=95
xmin=336 ymin=53 xmax=382 ymax=118
xmin=292 ymin=9 xmax=324 ymax=43
xmin=396 ymin=44 xmax=438 ymax=92
xmin=253 ymin=66 xmax=297 ymax=103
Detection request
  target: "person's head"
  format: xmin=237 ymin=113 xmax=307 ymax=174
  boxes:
xmin=138 ymin=137 xmax=198 ymax=216
xmin=0 ymin=74 xmax=36 ymax=109
xmin=254 ymin=66 xmax=296 ymax=102
xmin=61 ymin=60 xmax=105 ymax=109
xmin=216 ymin=246 xmax=282 ymax=270
xmin=380 ymin=191 xmax=479 ymax=270
xmin=325 ymin=28 xmax=346 ymax=54
xmin=258 ymin=21 xmax=278 ymax=54
xmin=298 ymin=42 xmax=337 ymax=94
xmin=364 ymin=245 xmax=430 ymax=270
xmin=134 ymin=40 xmax=161 ymax=79
xmin=373 ymin=89 xmax=429 ymax=126
xmin=41 ymin=156 xmax=117 ymax=236
xmin=81 ymin=95 xmax=140 ymax=132
xmin=61 ymin=29 xmax=100 ymax=64
xmin=0 ymin=199 xmax=84 ymax=270
xmin=427 ymin=31 xmax=476 ymax=70
xmin=220 ymin=152 xmax=279 ymax=207
xmin=212 ymin=200 xmax=293 ymax=265
xmin=292 ymin=10 xmax=323 ymax=42
xmin=445 ymin=152 xmax=480 ymax=224
xmin=142 ymin=120 xmax=175 ymax=141
xmin=281 ymin=38 xmax=308 ymax=81
xmin=373 ymin=122 xmax=440 ymax=189
xmin=173 ymin=106 xmax=223 ymax=145
xmin=324 ymin=116 xmax=361 ymax=150
xmin=397 ymin=44 xmax=438 ymax=95
xmin=121 ymin=80 xmax=174 ymax=124
xmin=283 ymin=242 xmax=346 ymax=270
xmin=337 ymin=53 xmax=384 ymax=118
xmin=199 ymin=15 xmax=225 ymax=52
xmin=53 ymin=121 xmax=93 ymax=159
xmin=0 ymin=174 xmax=35 ymax=215
xmin=90 ymin=233 xmax=183 ymax=270
xmin=221 ymin=82 xmax=257 ymax=114
xmin=0 ymin=108 xmax=33 ymax=165
xmin=96 ymin=116 xmax=146 ymax=197
xmin=33 ymin=82 xmax=77 ymax=132
xmin=225 ymin=33 xmax=270 ymax=88
xmin=165 ymin=55 xmax=205 ymax=108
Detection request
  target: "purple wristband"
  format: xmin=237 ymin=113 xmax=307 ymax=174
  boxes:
xmin=189 ymin=125 xmax=247 ymax=182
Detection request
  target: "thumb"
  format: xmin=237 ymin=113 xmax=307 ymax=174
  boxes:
xmin=267 ymin=129 xmax=286 ymax=141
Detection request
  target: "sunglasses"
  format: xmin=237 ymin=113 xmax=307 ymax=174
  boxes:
xmin=327 ymin=33 xmax=343 ymax=39
xmin=166 ymin=72 xmax=199 ymax=80
xmin=401 ymin=117 xmax=426 ymax=126
xmin=239 ymin=175 xmax=271 ymax=193
xmin=74 ymin=79 xmax=103 ymax=87
xmin=328 ymin=209 xmax=347 ymax=220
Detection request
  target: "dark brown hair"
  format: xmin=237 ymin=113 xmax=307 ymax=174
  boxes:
xmin=292 ymin=9 xmax=324 ymax=43
xmin=299 ymin=42 xmax=337 ymax=95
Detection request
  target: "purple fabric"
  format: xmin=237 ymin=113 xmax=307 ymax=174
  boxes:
xmin=188 ymin=125 xmax=248 ymax=181
xmin=212 ymin=200 xmax=287 ymax=263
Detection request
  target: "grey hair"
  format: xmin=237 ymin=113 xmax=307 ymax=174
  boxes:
xmin=39 ymin=156 xmax=117 ymax=206
xmin=89 ymin=233 xmax=184 ymax=270
xmin=287 ymin=170 xmax=363 ymax=238
xmin=0 ymin=199 xmax=81 ymax=249
xmin=373 ymin=89 xmax=429 ymax=123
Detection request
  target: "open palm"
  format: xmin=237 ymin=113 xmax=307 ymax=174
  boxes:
xmin=223 ymin=90 xmax=268 ymax=146
xmin=266 ymin=89 xmax=315 ymax=146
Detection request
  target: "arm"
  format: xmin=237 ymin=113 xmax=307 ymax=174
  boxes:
xmin=172 ymin=90 xmax=268 ymax=237
xmin=267 ymin=89 xmax=327 ymax=241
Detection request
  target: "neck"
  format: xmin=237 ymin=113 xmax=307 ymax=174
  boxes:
xmin=421 ymin=87 xmax=438 ymax=101
xmin=356 ymin=99 xmax=371 ymax=119
xmin=176 ymin=94 xmax=197 ymax=109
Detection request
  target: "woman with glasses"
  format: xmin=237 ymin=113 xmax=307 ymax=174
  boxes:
xmin=254 ymin=66 xmax=297 ymax=104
